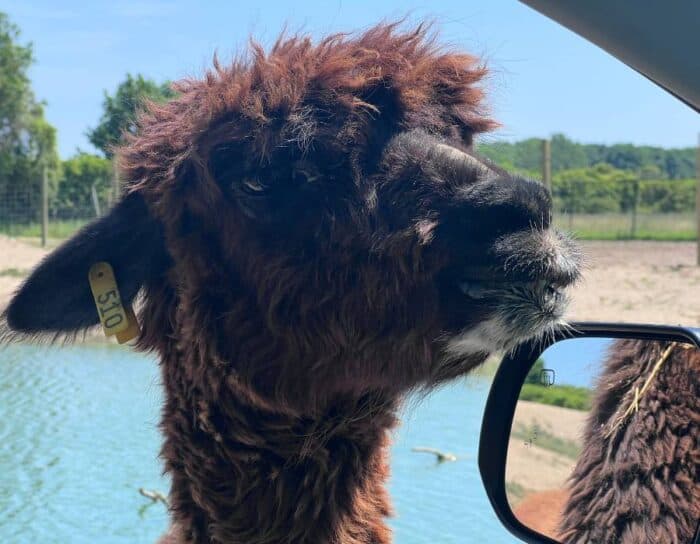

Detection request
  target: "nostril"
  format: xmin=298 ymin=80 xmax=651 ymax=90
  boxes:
xmin=546 ymin=283 xmax=566 ymax=302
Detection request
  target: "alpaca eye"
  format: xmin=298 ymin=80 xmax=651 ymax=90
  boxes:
xmin=242 ymin=178 xmax=266 ymax=193
xmin=293 ymin=169 xmax=318 ymax=184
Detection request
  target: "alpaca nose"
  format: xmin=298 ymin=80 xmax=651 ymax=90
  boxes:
xmin=492 ymin=228 xmax=582 ymax=287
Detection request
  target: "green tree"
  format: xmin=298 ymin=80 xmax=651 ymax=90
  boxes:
xmin=478 ymin=135 xmax=695 ymax=180
xmin=0 ymin=12 xmax=59 ymax=225
xmin=638 ymin=164 xmax=663 ymax=180
xmin=550 ymin=133 xmax=588 ymax=171
xmin=87 ymin=73 xmax=175 ymax=158
xmin=638 ymin=179 xmax=696 ymax=212
xmin=55 ymin=152 xmax=112 ymax=215
xmin=553 ymin=163 xmax=637 ymax=214
xmin=524 ymin=359 xmax=546 ymax=385
xmin=478 ymin=138 xmax=541 ymax=177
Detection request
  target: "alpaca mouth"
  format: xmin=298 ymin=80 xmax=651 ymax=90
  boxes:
xmin=458 ymin=279 xmax=567 ymax=317
xmin=439 ymin=272 xmax=573 ymax=359
xmin=439 ymin=227 xmax=581 ymax=356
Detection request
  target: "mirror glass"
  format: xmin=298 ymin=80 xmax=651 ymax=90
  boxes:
xmin=506 ymin=337 xmax=699 ymax=543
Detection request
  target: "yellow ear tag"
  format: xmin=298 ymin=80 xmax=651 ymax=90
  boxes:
xmin=88 ymin=262 xmax=140 ymax=344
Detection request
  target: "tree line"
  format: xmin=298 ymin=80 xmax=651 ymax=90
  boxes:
xmin=478 ymin=137 xmax=697 ymax=215
xmin=0 ymin=12 xmax=174 ymax=224
xmin=478 ymin=134 xmax=696 ymax=180
xmin=0 ymin=11 xmax=696 ymax=227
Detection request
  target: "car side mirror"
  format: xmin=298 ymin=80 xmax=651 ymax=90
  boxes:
xmin=479 ymin=323 xmax=700 ymax=544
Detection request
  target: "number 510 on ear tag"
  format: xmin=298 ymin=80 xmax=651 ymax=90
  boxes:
xmin=88 ymin=262 xmax=139 ymax=343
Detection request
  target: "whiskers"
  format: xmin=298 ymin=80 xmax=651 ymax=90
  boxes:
xmin=528 ymin=319 xmax=577 ymax=357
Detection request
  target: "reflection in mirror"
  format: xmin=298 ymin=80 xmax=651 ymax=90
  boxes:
xmin=506 ymin=338 xmax=699 ymax=544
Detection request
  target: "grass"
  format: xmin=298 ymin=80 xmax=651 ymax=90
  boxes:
xmin=519 ymin=383 xmax=592 ymax=411
xmin=511 ymin=422 xmax=582 ymax=459
xmin=554 ymin=212 xmax=696 ymax=241
xmin=505 ymin=481 xmax=527 ymax=507
xmin=0 ymin=268 xmax=28 ymax=277
xmin=1 ymin=212 xmax=697 ymax=243
xmin=0 ymin=219 xmax=89 ymax=240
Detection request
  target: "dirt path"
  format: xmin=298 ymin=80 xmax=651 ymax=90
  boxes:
xmin=504 ymin=402 xmax=583 ymax=541
xmin=512 ymin=400 xmax=588 ymax=444
xmin=0 ymin=237 xmax=48 ymax=310
xmin=505 ymin=401 xmax=586 ymax=494
xmin=567 ymin=241 xmax=700 ymax=325
xmin=1 ymin=237 xmax=699 ymax=325
xmin=505 ymin=439 xmax=577 ymax=492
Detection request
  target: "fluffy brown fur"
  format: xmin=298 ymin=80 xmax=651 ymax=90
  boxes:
xmin=130 ymin=25 xmax=496 ymax=543
xmin=119 ymin=26 xmax=493 ymax=544
xmin=559 ymin=340 xmax=700 ymax=543
xmin=5 ymin=22 xmax=582 ymax=544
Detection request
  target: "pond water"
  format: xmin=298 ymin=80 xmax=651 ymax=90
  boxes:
xmin=0 ymin=344 xmax=515 ymax=543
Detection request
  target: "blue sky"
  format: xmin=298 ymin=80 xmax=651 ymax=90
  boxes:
xmin=539 ymin=337 xmax=611 ymax=388
xmin=7 ymin=0 xmax=698 ymax=158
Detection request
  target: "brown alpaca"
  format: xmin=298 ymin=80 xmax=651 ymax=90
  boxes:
xmin=515 ymin=340 xmax=699 ymax=543
xmin=4 ymin=24 xmax=581 ymax=543
xmin=558 ymin=340 xmax=699 ymax=543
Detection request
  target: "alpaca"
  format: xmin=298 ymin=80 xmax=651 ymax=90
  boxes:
xmin=558 ymin=340 xmax=699 ymax=543
xmin=514 ymin=340 xmax=699 ymax=543
xmin=4 ymin=24 xmax=581 ymax=544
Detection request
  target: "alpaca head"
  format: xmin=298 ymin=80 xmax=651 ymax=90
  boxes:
xmin=4 ymin=24 xmax=580 ymax=412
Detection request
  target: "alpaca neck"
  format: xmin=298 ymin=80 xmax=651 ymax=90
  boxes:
xmin=160 ymin=368 xmax=398 ymax=544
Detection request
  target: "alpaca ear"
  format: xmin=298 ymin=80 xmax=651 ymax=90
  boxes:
xmin=4 ymin=192 xmax=169 ymax=336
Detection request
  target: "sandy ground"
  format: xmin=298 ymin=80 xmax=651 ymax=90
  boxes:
xmin=505 ymin=402 xmax=583 ymax=539
xmin=505 ymin=401 xmax=587 ymax=539
xmin=0 ymin=236 xmax=48 ymax=309
xmin=511 ymin=400 xmax=587 ymax=445
xmin=2 ymin=236 xmax=698 ymax=325
xmin=566 ymin=241 xmax=700 ymax=325
xmin=505 ymin=401 xmax=587 ymax=494
xmin=505 ymin=440 xmax=576 ymax=493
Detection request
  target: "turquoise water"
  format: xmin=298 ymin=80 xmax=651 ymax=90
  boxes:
xmin=0 ymin=345 xmax=515 ymax=543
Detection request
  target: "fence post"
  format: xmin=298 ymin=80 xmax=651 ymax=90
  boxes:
xmin=41 ymin=164 xmax=49 ymax=248
xmin=90 ymin=182 xmax=102 ymax=217
xmin=630 ymin=180 xmax=639 ymax=239
xmin=542 ymin=138 xmax=552 ymax=192
xmin=568 ymin=184 xmax=574 ymax=231
xmin=696 ymin=133 xmax=699 ymax=265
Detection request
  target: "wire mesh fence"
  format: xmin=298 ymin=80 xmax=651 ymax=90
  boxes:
xmin=551 ymin=178 xmax=697 ymax=241
xmin=0 ymin=166 xmax=117 ymax=242
xmin=553 ymin=212 xmax=695 ymax=241
xmin=0 ymin=159 xmax=697 ymax=244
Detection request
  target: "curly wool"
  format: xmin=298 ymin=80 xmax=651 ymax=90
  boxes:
xmin=560 ymin=340 xmax=700 ymax=543
xmin=116 ymin=23 xmax=495 ymax=544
